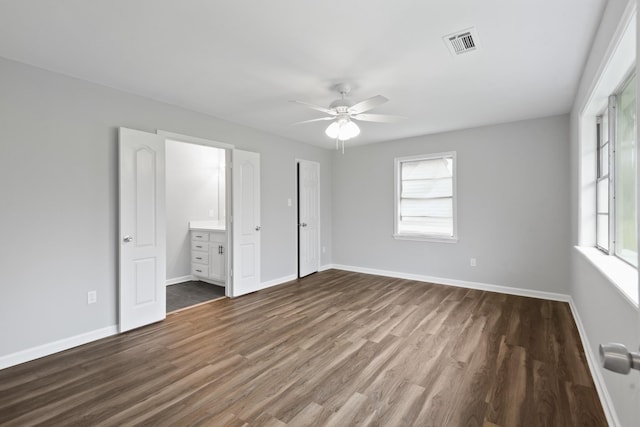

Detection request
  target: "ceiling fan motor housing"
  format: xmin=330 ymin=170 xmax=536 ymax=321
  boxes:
xmin=329 ymin=99 xmax=354 ymax=112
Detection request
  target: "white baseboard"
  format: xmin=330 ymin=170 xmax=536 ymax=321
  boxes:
xmin=230 ymin=274 xmax=298 ymax=297
xmin=330 ymin=264 xmax=571 ymax=302
xmin=166 ymin=275 xmax=193 ymax=286
xmin=567 ymin=298 xmax=620 ymax=427
xmin=0 ymin=325 xmax=118 ymax=371
xmin=262 ymin=274 xmax=297 ymax=288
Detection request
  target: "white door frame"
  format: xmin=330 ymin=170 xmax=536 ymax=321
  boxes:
xmin=296 ymin=158 xmax=321 ymax=277
xmin=157 ymin=130 xmax=234 ymax=296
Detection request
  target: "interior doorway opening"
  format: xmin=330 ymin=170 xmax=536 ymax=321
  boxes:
xmin=119 ymin=127 xmax=261 ymax=331
xmin=165 ymin=138 xmax=229 ymax=313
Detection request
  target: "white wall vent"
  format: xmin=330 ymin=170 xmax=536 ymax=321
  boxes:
xmin=443 ymin=27 xmax=479 ymax=56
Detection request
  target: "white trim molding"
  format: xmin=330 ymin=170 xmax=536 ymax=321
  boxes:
xmin=0 ymin=325 xmax=118 ymax=370
xmin=157 ymin=130 xmax=234 ymax=150
xmin=567 ymin=299 xmax=620 ymax=427
xmin=230 ymin=274 xmax=298 ymax=297
xmin=260 ymin=274 xmax=297 ymax=290
xmin=330 ymin=264 xmax=570 ymax=301
xmin=166 ymin=275 xmax=194 ymax=286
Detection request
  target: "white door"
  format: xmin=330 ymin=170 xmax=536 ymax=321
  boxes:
xmin=119 ymin=127 xmax=166 ymax=332
xmin=298 ymin=160 xmax=320 ymax=277
xmin=232 ymin=150 xmax=261 ymax=296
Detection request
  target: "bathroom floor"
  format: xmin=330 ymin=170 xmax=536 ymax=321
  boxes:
xmin=166 ymin=281 xmax=225 ymax=313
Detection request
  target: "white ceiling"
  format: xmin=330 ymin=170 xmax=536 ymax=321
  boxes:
xmin=0 ymin=0 xmax=606 ymax=148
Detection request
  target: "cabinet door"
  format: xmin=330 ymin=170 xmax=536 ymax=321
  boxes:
xmin=209 ymin=233 xmax=226 ymax=282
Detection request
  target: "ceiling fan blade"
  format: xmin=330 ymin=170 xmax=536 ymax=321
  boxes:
xmin=351 ymin=113 xmax=405 ymax=123
xmin=348 ymin=95 xmax=389 ymax=114
xmin=291 ymin=117 xmax=335 ymax=125
xmin=290 ymin=100 xmax=336 ymax=115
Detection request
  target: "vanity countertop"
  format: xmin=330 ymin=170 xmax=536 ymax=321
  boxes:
xmin=189 ymin=220 xmax=226 ymax=231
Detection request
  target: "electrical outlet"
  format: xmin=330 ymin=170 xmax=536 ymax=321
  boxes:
xmin=87 ymin=291 xmax=97 ymax=304
xmin=470 ymin=258 xmax=477 ymax=267
xmin=209 ymin=209 xmax=215 ymax=217
xmin=322 ymin=246 xmax=326 ymax=253
xmin=287 ymin=198 xmax=292 ymax=207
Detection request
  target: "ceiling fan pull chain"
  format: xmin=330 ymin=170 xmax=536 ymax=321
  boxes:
xmin=341 ymin=139 xmax=345 ymax=154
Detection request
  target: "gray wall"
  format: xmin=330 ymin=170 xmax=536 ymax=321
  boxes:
xmin=569 ymin=0 xmax=639 ymax=425
xmin=332 ymin=115 xmax=571 ymax=294
xmin=166 ymin=140 xmax=225 ymax=281
xmin=0 ymin=57 xmax=333 ymax=356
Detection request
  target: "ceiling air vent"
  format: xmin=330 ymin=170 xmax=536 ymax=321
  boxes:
xmin=444 ymin=27 xmax=479 ymax=56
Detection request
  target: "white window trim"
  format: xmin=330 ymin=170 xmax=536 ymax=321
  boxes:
xmin=575 ymin=246 xmax=638 ymax=306
xmin=577 ymin=4 xmax=637 ymax=305
xmin=393 ymin=151 xmax=458 ymax=243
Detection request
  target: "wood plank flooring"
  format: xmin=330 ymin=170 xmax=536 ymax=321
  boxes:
xmin=0 ymin=270 xmax=607 ymax=426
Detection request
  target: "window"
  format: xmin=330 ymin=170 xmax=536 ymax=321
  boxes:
xmin=596 ymin=72 xmax=637 ymax=267
xmin=394 ymin=152 xmax=457 ymax=241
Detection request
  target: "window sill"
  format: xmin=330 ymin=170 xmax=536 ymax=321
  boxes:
xmin=575 ymin=246 xmax=638 ymax=306
xmin=393 ymin=234 xmax=458 ymax=243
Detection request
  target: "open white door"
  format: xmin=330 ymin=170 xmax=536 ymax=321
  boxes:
xmin=232 ymin=149 xmax=261 ymax=296
xmin=298 ymin=160 xmax=320 ymax=277
xmin=119 ymin=127 xmax=166 ymax=332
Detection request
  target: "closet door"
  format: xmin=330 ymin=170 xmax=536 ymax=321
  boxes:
xmin=298 ymin=160 xmax=320 ymax=277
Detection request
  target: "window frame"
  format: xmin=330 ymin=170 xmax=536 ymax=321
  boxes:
xmin=595 ymin=98 xmax=614 ymax=253
xmin=393 ymin=151 xmax=458 ymax=243
xmin=595 ymin=70 xmax=637 ymax=269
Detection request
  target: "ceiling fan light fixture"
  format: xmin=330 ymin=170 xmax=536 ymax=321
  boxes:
xmin=325 ymin=118 xmax=360 ymax=141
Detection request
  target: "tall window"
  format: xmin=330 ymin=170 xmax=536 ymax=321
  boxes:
xmin=394 ymin=152 xmax=457 ymax=241
xmin=596 ymin=72 xmax=637 ymax=267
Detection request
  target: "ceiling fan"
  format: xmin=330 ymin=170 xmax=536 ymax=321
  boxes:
xmin=291 ymin=83 xmax=404 ymax=152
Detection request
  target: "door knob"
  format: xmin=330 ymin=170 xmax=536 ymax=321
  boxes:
xmin=123 ymin=235 xmax=133 ymax=243
xmin=255 ymin=226 xmax=261 ymax=231
xmin=299 ymin=223 xmax=307 ymax=227
xmin=599 ymin=343 xmax=640 ymax=374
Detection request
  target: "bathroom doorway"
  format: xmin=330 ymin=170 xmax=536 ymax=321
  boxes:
xmin=165 ymin=138 xmax=228 ymax=313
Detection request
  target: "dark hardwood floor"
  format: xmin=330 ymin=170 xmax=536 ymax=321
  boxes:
xmin=0 ymin=270 xmax=607 ymax=426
